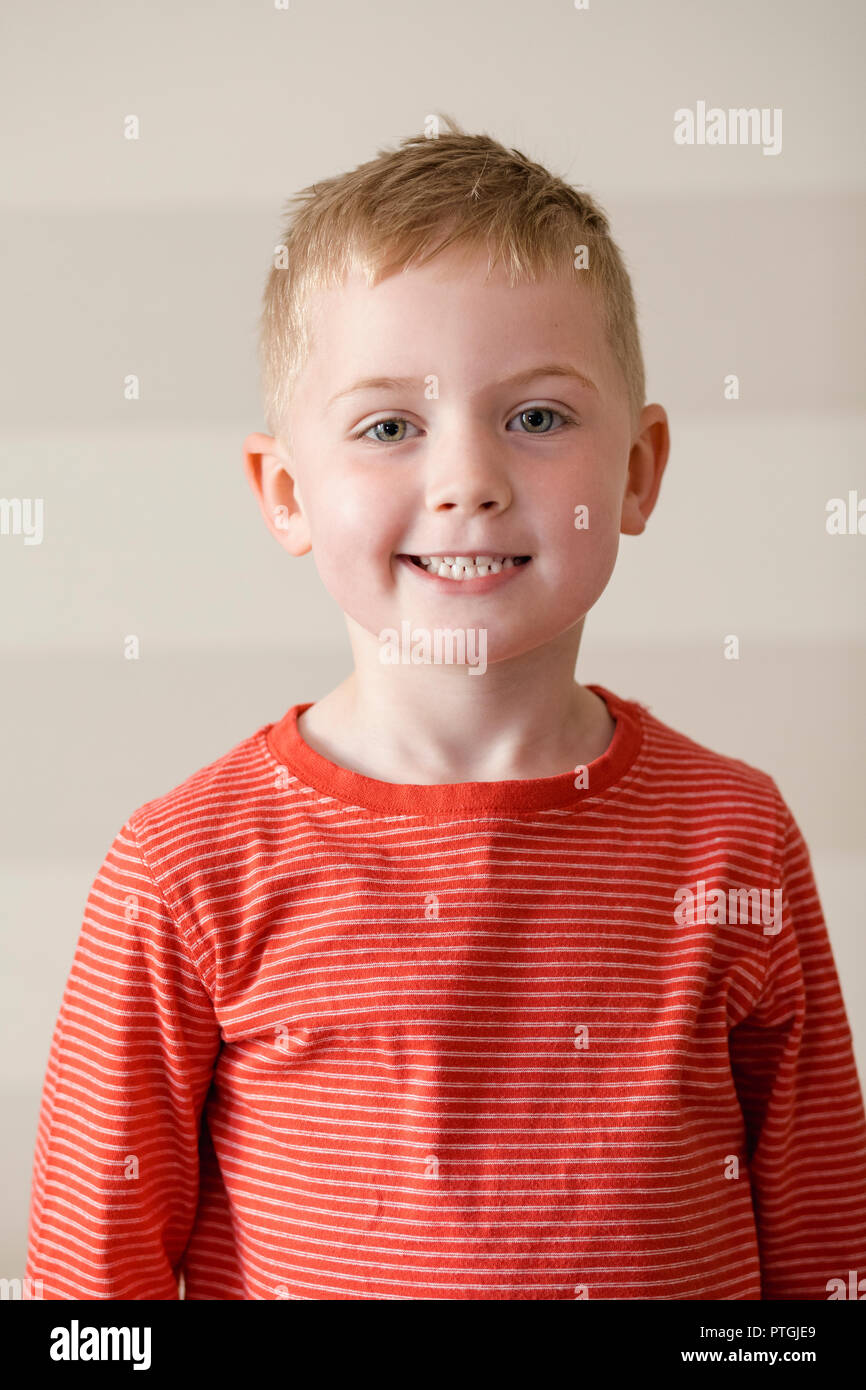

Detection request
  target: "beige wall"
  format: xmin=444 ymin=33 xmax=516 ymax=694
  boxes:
xmin=2 ymin=0 xmax=864 ymax=1277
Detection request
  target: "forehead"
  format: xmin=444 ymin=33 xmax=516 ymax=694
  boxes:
xmin=301 ymin=247 xmax=613 ymax=391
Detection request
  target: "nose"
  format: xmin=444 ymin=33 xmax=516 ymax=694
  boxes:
xmin=423 ymin=427 xmax=513 ymax=515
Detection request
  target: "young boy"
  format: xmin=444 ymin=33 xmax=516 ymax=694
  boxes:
xmin=26 ymin=119 xmax=866 ymax=1301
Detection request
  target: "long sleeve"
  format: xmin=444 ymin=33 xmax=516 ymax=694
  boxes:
xmin=729 ymin=798 xmax=866 ymax=1299
xmin=25 ymin=818 xmax=222 ymax=1299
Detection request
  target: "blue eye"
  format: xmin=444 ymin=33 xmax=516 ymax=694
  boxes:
xmin=356 ymin=406 xmax=575 ymax=443
xmin=507 ymin=406 xmax=570 ymax=434
xmin=360 ymin=418 xmax=419 ymax=443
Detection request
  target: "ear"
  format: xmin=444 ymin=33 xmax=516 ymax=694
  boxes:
xmin=620 ymin=404 xmax=670 ymax=536
xmin=242 ymin=432 xmax=312 ymax=555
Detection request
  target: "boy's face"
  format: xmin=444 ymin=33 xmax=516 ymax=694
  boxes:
xmin=245 ymin=245 xmax=667 ymax=672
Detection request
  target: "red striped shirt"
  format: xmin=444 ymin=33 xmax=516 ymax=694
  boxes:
xmin=26 ymin=684 xmax=866 ymax=1299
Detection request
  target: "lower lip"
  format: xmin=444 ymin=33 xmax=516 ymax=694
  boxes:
xmin=397 ymin=555 xmax=532 ymax=593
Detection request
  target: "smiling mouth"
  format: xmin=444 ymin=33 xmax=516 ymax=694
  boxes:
xmin=401 ymin=554 xmax=531 ymax=579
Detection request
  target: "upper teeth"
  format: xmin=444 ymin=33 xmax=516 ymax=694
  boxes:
xmin=413 ymin=554 xmax=523 ymax=579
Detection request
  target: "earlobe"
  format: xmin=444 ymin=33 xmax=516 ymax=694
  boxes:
xmin=620 ymin=495 xmax=647 ymax=537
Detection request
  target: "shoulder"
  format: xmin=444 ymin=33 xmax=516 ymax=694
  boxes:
xmin=108 ymin=719 xmax=296 ymax=972
xmin=611 ymin=688 xmax=790 ymax=842
xmin=121 ymin=720 xmax=280 ymax=878
xmin=639 ymin=696 xmax=778 ymax=790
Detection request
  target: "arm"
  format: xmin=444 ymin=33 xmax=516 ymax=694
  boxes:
xmin=25 ymin=818 xmax=222 ymax=1299
xmin=729 ymin=798 xmax=866 ymax=1300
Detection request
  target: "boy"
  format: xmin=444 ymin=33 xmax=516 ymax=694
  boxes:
xmin=26 ymin=118 xmax=866 ymax=1300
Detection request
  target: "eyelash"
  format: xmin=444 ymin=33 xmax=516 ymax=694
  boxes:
xmin=353 ymin=405 xmax=578 ymax=443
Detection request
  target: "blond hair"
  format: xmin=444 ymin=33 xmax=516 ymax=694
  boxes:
xmin=258 ymin=115 xmax=646 ymax=445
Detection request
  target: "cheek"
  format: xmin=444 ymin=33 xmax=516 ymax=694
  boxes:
xmin=531 ymin=473 xmax=622 ymax=614
xmin=570 ymin=501 xmax=621 ymax=590
xmin=535 ymin=471 xmax=621 ymax=557
xmin=302 ymin=473 xmax=405 ymax=606
xmin=308 ymin=468 xmax=405 ymax=552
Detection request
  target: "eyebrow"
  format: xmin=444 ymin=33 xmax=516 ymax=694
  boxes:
xmin=326 ymin=363 xmax=599 ymax=409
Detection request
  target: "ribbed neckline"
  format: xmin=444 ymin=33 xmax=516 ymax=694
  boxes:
xmin=264 ymin=684 xmax=644 ymax=816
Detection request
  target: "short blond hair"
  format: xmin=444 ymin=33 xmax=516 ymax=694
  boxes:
xmin=258 ymin=114 xmax=646 ymax=445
